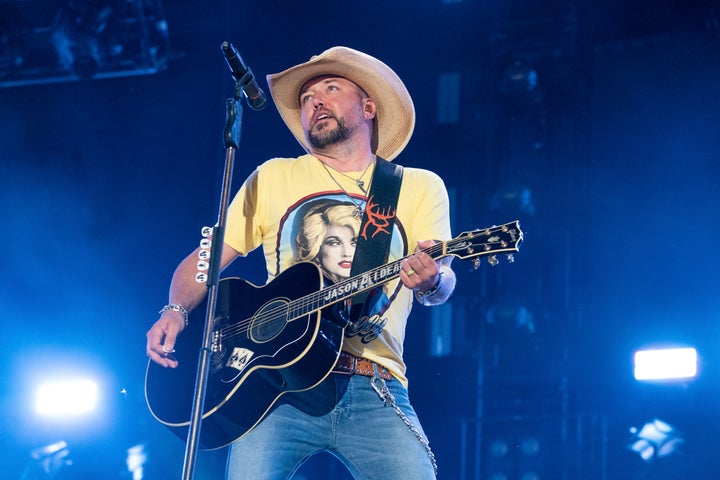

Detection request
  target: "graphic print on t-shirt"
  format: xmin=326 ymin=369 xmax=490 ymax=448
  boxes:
xmin=278 ymin=193 xmax=405 ymax=343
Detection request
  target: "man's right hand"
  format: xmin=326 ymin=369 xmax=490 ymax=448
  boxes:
xmin=146 ymin=311 xmax=185 ymax=368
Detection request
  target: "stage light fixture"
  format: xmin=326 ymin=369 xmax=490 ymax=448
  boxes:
xmin=34 ymin=378 xmax=99 ymax=417
xmin=627 ymin=418 xmax=685 ymax=461
xmin=0 ymin=0 xmax=171 ymax=87
xmin=51 ymin=0 xmax=117 ymax=78
xmin=634 ymin=347 xmax=697 ymax=381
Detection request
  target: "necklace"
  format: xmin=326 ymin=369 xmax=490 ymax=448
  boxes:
xmin=326 ymin=161 xmax=373 ymax=194
xmin=321 ymin=161 xmax=374 ymax=219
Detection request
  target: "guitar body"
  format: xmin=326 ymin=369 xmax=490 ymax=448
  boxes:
xmin=145 ymin=262 xmax=345 ymax=450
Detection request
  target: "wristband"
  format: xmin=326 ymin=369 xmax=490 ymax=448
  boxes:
xmin=415 ymin=271 xmax=444 ymax=302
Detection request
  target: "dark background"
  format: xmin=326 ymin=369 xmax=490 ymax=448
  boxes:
xmin=1 ymin=0 xmax=719 ymax=478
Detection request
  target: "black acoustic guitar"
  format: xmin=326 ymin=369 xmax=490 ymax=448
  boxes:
xmin=145 ymin=221 xmax=523 ymax=449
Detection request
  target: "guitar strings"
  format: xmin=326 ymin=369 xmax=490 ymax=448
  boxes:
xmin=221 ymin=239 xmax=490 ymax=339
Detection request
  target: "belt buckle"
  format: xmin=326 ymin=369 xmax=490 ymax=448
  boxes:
xmin=335 ymin=351 xmax=357 ymax=374
xmin=345 ymin=352 xmax=358 ymax=373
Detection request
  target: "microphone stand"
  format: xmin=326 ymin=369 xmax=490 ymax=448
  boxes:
xmin=180 ymin=80 xmax=244 ymax=480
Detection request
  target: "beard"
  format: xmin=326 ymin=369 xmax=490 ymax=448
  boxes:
xmin=307 ymin=116 xmax=352 ymax=150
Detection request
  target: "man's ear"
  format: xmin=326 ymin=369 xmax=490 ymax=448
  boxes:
xmin=363 ymin=99 xmax=376 ymax=119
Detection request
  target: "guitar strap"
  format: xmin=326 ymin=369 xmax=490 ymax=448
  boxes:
xmin=348 ymin=157 xmax=403 ymax=319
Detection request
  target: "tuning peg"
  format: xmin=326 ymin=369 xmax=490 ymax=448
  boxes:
xmin=506 ymin=254 xmax=515 ymax=263
xmin=472 ymin=258 xmax=481 ymax=270
xmin=201 ymin=226 xmax=213 ymax=237
xmin=488 ymin=255 xmax=499 ymax=266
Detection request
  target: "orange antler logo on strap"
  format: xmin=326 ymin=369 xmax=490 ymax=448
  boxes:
xmin=360 ymin=195 xmax=396 ymax=240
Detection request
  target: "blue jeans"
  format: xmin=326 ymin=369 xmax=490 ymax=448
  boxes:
xmin=225 ymin=371 xmax=437 ymax=480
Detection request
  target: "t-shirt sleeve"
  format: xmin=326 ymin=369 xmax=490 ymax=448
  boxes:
xmin=224 ymin=169 xmax=263 ymax=255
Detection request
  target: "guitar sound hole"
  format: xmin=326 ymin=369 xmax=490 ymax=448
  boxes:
xmin=250 ymin=299 xmax=289 ymax=342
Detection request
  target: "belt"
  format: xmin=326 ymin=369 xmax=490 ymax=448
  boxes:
xmin=332 ymin=351 xmax=393 ymax=381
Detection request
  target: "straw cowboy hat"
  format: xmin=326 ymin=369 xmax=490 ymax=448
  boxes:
xmin=266 ymin=46 xmax=415 ymax=161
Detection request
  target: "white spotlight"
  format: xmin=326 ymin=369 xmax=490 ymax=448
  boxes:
xmin=34 ymin=378 xmax=99 ymax=417
xmin=634 ymin=347 xmax=697 ymax=381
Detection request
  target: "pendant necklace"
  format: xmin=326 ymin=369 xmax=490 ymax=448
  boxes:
xmin=331 ymin=160 xmax=373 ymax=194
xmin=321 ymin=160 xmax=375 ymax=219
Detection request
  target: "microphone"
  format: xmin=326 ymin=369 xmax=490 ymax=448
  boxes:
xmin=221 ymin=41 xmax=267 ymax=110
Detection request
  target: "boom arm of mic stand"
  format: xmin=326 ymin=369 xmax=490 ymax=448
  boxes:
xmin=181 ymin=85 xmax=243 ymax=480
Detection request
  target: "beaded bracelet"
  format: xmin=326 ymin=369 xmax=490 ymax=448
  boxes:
xmin=159 ymin=303 xmax=189 ymax=327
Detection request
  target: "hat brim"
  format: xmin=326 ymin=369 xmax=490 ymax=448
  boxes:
xmin=266 ymin=47 xmax=415 ymax=161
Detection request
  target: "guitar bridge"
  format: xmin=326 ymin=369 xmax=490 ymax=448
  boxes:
xmin=212 ymin=329 xmax=222 ymax=353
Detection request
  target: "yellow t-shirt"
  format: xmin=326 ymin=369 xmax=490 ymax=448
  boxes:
xmin=224 ymin=154 xmax=452 ymax=386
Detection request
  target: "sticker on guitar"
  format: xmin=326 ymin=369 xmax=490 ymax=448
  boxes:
xmin=226 ymin=347 xmax=255 ymax=375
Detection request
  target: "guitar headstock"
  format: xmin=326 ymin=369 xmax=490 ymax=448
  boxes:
xmin=441 ymin=220 xmax=523 ymax=267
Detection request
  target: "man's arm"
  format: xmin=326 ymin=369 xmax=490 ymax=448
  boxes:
xmin=145 ymin=243 xmax=240 ymax=368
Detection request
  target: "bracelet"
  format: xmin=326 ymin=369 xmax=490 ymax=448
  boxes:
xmin=159 ymin=303 xmax=189 ymax=327
xmin=415 ymin=271 xmax=444 ymax=301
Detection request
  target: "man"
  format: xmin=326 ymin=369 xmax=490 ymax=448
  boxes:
xmin=146 ymin=46 xmax=456 ymax=479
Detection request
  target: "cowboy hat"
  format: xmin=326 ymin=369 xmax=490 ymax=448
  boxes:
xmin=266 ymin=46 xmax=415 ymax=161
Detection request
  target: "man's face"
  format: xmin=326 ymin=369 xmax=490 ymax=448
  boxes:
xmin=299 ymin=76 xmax=368 ymax=150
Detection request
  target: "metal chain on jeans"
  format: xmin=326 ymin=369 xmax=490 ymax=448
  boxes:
xmin=370 ymin=376 xmax=438 ymax=476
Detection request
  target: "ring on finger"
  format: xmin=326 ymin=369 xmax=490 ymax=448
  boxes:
xmin=406 ymin=269 xmax=415 ymax=275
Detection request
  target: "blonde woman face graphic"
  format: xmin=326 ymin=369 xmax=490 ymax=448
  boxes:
xmin=295 ymin=201 xmax=361 ymax=284
xmin=318 ymin=223 xmax=357 ymax=283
